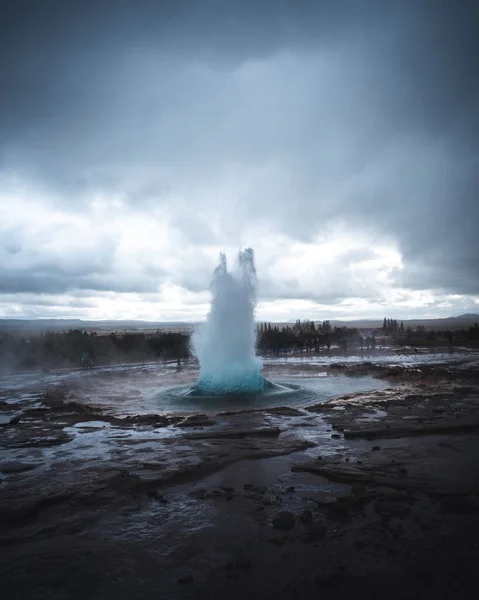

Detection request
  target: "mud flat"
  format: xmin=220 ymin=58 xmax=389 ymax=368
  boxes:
xmin=1 ymin=353 xmax=479 ymax=599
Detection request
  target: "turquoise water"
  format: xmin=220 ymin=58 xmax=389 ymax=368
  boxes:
xmin=148 ymin=374 xmax=395 ymax=413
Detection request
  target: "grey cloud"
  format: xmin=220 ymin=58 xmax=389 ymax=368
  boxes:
xmin=1 ymin=0 xmax=478 ymax=305
xmin=0 ymin=268 xmax=162 ymax=295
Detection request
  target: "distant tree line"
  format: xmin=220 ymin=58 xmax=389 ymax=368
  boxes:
xmin=1 ymin=320 xmax=478 ymax=371
xmin=0 ymin=329 xmax=190 ymax=371
xmin=257 ymin=320 xmax=359 ymax=355
xmin=382 ymin=317 xmax=479 ymax=346
xmin=382 ymin=318 xmax=404 ymax=334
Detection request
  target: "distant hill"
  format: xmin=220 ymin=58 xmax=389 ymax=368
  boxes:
xmin=326 ymin=314 xmax=479 ymax=330
xmin=0 ymin=319 xmax=198 ymax=334
xmin=1 ymin=314 xmax=478 ymax=334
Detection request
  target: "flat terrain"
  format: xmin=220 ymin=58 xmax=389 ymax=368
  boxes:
xmin=1 ymin=349 xmax=479 ymax=599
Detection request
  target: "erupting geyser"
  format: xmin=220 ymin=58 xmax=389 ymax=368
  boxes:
xmin=192 ymin=248 xmax=267 ymax=395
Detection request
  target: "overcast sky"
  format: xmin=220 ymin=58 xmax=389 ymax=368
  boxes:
xmin=1 ymin=0 xmax=478 ymax=321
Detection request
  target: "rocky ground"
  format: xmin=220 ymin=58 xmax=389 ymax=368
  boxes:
xmin=1 ymin=352 xmax=479 ymax=599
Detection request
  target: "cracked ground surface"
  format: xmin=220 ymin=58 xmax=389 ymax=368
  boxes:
xmin=1 ymin=350 xmax=479 ymax=599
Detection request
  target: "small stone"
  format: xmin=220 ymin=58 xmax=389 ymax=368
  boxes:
xmin=331 ymin=433 xmax=341 ymax=439
xmin=225 ymin=493 xmax=234 ymax=501
xmin=415 ymin=570 xmax=432 ymax=582
xmin=262 ymin=492 xmax=276 ymax=505
xmin=375 ymin=501 xmax=408 ymax=518
xmin=351 ymin=483 xmax=366 ymax=495
xmin=177 ymin=573 xmax=193 ymax=584
xmin=315 ymin=567 xmax=343 ymax=587
xmin=271 ymin=537 xmax=287 ymax=546
xmin=356 ymin=460 xmax=362 ymax=465
xmin=234 ymin=557 xmax=252 ymax=570
xmin=372 ymin=445 xmax=381 ymax=451
xmin=304 ymin=522 xmax=327 ymax=540
xmin=399 ymin=467 xmax=408 ymax=474
xmin=300 ymin=509 xmax=313 ymax=523
xmin=329 ymin=498 xmax=350 ymax=514
xmin=272 ymin=510 xmax=295 ymax=530
xmin=244 ymin=483 xmax=253 ymax=490
xmin=286 ymin=485 xmax=296 ymax=492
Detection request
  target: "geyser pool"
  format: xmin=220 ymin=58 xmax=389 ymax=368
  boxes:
xmin=192 ymin=248 xmax=266 ymax=395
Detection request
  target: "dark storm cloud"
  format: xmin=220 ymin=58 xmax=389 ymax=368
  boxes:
xmin=1 ymin=0 xmax=478 ymax=300
xmin=0 ymin=268 xmax=161 ymax=295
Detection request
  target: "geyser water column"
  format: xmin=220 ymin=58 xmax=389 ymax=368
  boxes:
xmin=192 ymin=248 xmax=267 ymax=395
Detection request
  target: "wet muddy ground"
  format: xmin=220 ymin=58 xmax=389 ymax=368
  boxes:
xmin=1 ymin=350 xmax=479 ymax=599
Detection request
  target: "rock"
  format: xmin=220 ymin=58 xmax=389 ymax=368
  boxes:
xmin=331 ymin=433 xmax=341 ymax=439
xmin=177 ymin=573 xmax=193 ymax=584
xmin=261 ymin=492 xmax=276 ymax=505
xmin=303 ymin=522 xmax=327 ymax=540
xmin=186 ymin=427 xmax=282 ymax=440
xmin=351 ymin=483 xmax=366 ymax=495
xmin=273 ymin=537 xmax=287 ymax=546
xmin=372 ymin=445 xmax=381 ymax=451
xmin=234 ymin=557 xmax=252 ymax=570
xmin=415 ymin=569 xmax=432 ymax=582
xmin=272 ymin=511 xmax=295 ymax=530
xmin=220 ymin=485 xmax=234 ymax=492
xmin=300 ymin=509 xmax=313 ymax=523
xmin=375 ymin=501 xmax=408 ymax=518
xmin=329 ymin=498 xmax=351 ymax=514
xmin=0 ymin=462 xmax=37 ymax=474
xmin=440 ymin=497 xmax=479 ymax=514
xmin=286 ymin=485 xmax=296 ymax=492
xmin=177 ymin=414 xmax=216 ymax=427
xmin=315 ymin=567 xmax=343 ymax=587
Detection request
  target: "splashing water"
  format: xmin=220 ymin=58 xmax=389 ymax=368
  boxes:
xmin=192 ymin=248 xmax=267 ymax=395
